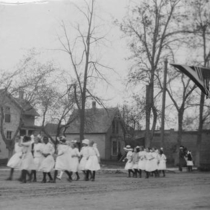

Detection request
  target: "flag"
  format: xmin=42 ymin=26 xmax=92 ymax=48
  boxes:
xmin=171 ymin=64 xmax=210 ymax=97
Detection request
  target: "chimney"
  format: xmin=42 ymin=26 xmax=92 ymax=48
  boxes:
xmin=92 ymin=101 xmax=96 ymax=110
xmin=19 ymin=90 xmax=24 ymax=100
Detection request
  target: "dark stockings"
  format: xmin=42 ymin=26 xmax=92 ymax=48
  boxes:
xmin=48 ymin=172 xmax=53 ymax=180
xmin=85 ymin=170 xmax=91 ymax=181
xmin=91 ymin=171 xmax=96 ymax=181
xmin=75 ymin=172 xmax=80 ymax=181
xmin=42 ymin=172 xmax=47 ymax=183
xmin=145 ymin=171 xmax=150 ymax=179
xmin=7 ymin=168 xmax=14 ymax=180
xmin=30 ymin=170 xmax=37 ymax=182
xmin=128 ymin=169 xmax=134 ymax=177
xmin=65 ymin=170 xmax=72 ymax=181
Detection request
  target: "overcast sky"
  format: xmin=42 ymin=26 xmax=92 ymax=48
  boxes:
xmin=0 ymin=0 xmax=134 ymax=107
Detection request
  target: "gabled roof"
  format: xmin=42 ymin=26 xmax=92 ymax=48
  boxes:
xmin=0 ymin=89 xmax=39 ymax=116
xmin=44 ymin=123 xmax=60 ymax=136
xmin=13 ymin=97 xmax=39 ymax=116
xmin=65 ymin=107 xmax=120 ymax=134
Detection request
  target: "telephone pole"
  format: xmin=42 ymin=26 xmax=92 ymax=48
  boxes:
xmin=160 ymin=58 xmax=168 ymax=148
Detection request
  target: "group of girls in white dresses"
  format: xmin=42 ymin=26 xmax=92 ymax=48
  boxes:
xmin=123 ymin=145 xmax=167 ymax=178
xmin=6 ymin=135 xmax=101 ymax=183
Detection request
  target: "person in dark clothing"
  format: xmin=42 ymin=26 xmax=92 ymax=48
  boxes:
xmin=178 ymin=146 xmax=187 ymax=172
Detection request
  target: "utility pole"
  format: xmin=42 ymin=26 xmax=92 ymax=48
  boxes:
xmin=160 ymin=58 xmax=168 ymax=148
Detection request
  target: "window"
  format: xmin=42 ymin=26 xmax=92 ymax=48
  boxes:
xmin=112 ymin=120 xmax=119 ymax=134
xmin=112 ymin=140 xmax=118 ymax=156
xmin=5 ymin=114 xmax=11 ymax=123
xmin=111 ymin=138 xmax=121 ymax=156
xmin=4 ymin=106 xmax=11 ymax=123
xmin=112 ymin=120 xmax=115 ymax=134
xmin=6 ymin=131 xmax=12 ymax=140
xmin=20 ymin=129 xmax=26 ymax=136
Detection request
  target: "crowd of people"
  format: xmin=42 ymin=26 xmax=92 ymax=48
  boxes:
xmin=6 ymin=135 xmax=101 ymax=183
xmin=122 ymin=145 xmax=167 ymax=179
xmin=122 ymin=145 xmax=194 ymax=178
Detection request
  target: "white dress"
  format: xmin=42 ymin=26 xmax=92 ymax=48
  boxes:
xmin=132 ymin=152 xmax=139 ymax=169
xmin=150 ymin=152 xmax=158 ymax=171
xmin=85 ymin=147 xmax=100 ymax=171
xmin=32 ymin=143 xmax=45 ymax=171
xmin=66 ymin=146 xmax=73 ymax=171
xmin=7 ymin=143 xmax=22 ymax=169
xmin=79 ymin=146 xmax=89 ymax=171
xmin=124 ymin=151 xmax=133 ymax=170
xmin=145 ymin=152 xmax=153 ymax=172
xmin=39 ymin=143 xmax=55 ymax=173
xmin=138 ymin=151 xmax=146 ymax=170
xmin=158 ymin=154 xmax=167 ymax=170
xmin=70 ymin=148 xmax=80 ymax=172
xmin=55 ymin=144 xmax=70 ymax=171
xmin=20 ymin=141 xmax=35 ymax=170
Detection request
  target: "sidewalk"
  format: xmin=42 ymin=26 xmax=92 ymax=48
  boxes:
xmin=0 ymin=166 xmax=197 ymax=174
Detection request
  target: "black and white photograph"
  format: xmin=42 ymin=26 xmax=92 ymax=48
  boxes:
xmin=0 ymin=0 xmax=210 ymax=210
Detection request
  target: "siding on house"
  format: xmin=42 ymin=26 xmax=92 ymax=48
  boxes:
xmin=0 ymin=101 xmax=21 ymax=159
xmin=65 ymin=105 xmax=126 ymax=160
xmin=0 ymin=90 xmax=40 ymax=161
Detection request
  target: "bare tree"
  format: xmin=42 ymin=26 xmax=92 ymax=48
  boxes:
xmin=183 ymin=0 xmax=210 ymax=167
xmin=57 ymin=0 xmax=111 ymax=145
xmin=118 ymin=0 xmax=186 ymax=147
xmin=0 ymin=50 xmax=57 ymax=158
xmin=162 ymin=68 xmax=197 ymax=164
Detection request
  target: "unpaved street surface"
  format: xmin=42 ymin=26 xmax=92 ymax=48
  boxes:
xmin=0 ymin=170 xmax=210 ymax=210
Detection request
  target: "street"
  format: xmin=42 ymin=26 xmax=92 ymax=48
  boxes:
xmin=0 ymin=170 xmax=210 ymax=210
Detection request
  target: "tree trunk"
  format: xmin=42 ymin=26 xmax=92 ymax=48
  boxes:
xmin=145 ymin=85 xmax=152 ymax=147
xmin=8 ymin=147 xmax=13 ymax=160
xmin=195 ymin=92 xmax=204 ymax=168
xmin=175 ymin=111 xmax=183 ymax=165
xmin=79 ymin=96 xmax=86 ymax=147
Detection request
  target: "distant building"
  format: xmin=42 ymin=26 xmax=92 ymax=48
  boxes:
xmin=0 ymin=90 xmax=40 ymax=160
xmin=135 ymin=129 xmax=210 ymax=168
xmin=65 ymin=102 xmax=127 ymax=160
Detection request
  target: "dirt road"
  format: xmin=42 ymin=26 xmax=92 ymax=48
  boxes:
xmin=0 ymin=171 xmax=210 ymax=210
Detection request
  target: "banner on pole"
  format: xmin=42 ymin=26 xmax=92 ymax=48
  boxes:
xmin=171 ymin=64 xmax=210 ymax=97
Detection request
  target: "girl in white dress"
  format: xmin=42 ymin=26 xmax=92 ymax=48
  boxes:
xmin=19 ymin=135 xmax=35 ymax=183
xmin=85 ymin=141 xmax=100 ymax=181
xmin=158 ymin=149 xmax=167 ymax=176
xmin=70 ymin=140 xmax=81 ymax=181
xmin=138 ymin=147 xmax=146 ymax=178
xmin=186 ymin=150 xmax=193 ymax=172
xmin=30 ymin=135 xmax=44 ymax=182
xmin=132 ymin=147 xmax=140 ymax=178
xmin=6 ymin=136 xmax=22 ymax=180
xmin=123 ymin=145 xmax=134 ymax=178
xmin=150 ymin=148 xmax=159 ymax=177
xmin=79 ymin=139 xmax=89 ymax=180
xmin=39 ymin=136 xmax=55 ymax=183
xmin=145 ymin=148 xmax=154 ymax=178
xmin=52 ymin=137 xmax=72 ymax=183
xmin=66 ymin=140 xmax=73 ymax=181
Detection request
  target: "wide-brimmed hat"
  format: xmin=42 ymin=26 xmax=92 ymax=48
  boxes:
xmin=124 ymin=145 xmax=132 ymax=151
xmin=82 ymin=139 xmax=89 ymax=145
xmin=57 ymin=135 xmax=66 ymax=142
xmin=71 ymin=139 xmax=77 ymax=144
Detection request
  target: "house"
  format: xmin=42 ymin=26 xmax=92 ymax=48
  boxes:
xmin=65 ymin=102 xmax=127 ymax=160
xmin=44 ymin=123 xmax=65 ymax=139
xmin=0 ymin=89 xmax=40 ymax=160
